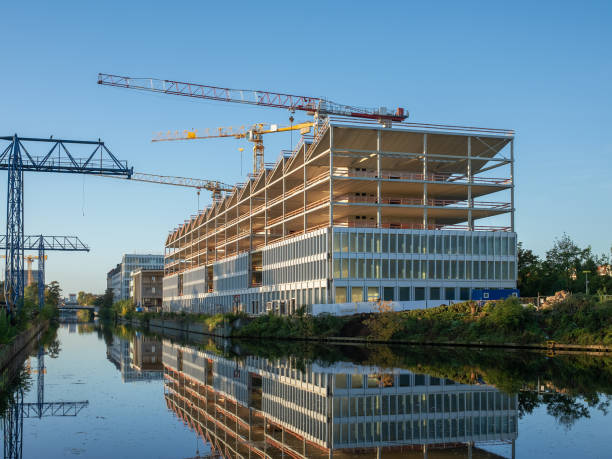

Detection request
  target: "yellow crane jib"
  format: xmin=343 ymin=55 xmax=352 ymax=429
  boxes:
xmin=152 ymin=121 xmax=314 ymax=175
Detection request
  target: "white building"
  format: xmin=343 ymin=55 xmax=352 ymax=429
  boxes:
xmin=107 ymin=254 xmax=164 ymax=301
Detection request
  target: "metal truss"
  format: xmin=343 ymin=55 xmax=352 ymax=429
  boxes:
xmin=0 ymin=235 xmax=89 ymax=252
xmin=0 ymin=136 xmax=132 ymax=176
xmin=0 ymin=135 xmax=130 ymax=314
xmin=22 ymin=401 xmax=89 ymax=418
xmin=0 ymin=234 xmax=89 ymax=309
xmin=128 ymin=172 xmax=233 ymax=193
xmin=98 ymin=73 xmax=408 ymax=122
xmin=3 ymin=389 xmax=23 ymax=459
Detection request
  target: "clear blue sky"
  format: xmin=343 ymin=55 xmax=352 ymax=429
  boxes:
xmin=1 ymin=1 xmax=610 ymax=294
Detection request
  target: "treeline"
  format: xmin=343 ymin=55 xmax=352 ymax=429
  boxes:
xmin=74 ymin=288 xmax=114 ymax=307
xmin=0 ymin=280 xmax=62 ymax=344
xmin=519 ymin=234 xmax=612 ymax=297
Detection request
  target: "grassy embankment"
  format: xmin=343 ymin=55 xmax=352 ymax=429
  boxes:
xmin=234 ymin=294 xmax=612 ymax=345
xmin=104 ymin=294 xmax=612 ymax=346
xmin=0 ymin=302 xmax=58 ymax=345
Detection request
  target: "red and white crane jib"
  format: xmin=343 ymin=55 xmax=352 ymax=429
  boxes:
xmin=97 ymin=73 xmax=408 ymax=122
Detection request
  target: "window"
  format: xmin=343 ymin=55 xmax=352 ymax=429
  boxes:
xmin=382 ymin=259 xmax=389 ymax=278
xmin=335 ymin=287 xmax=347 ymax=303
xmin=335 ymin=374 xmax=348 ymax=389
xmin=445 ymin=288 xmax=455 ymax=301
xmin=383 ymin=287 xmax=394 ymax=301
xmin=398 ymin=234 xmax=406 ymax=252
xmin=334 ymin=259 xmax=342 ymax=278
xmin=342 ymin=259 xmax=349 ymax=278
xmin=398 ymin=259 xmax=406 ymax=278
xmin=430 ymin=287 xmax=440 ymax=300
xmin=351 ymin=374 xmax=363 ymax=389
xmin=460 ymin=288 xmax=470 ymax=301
xmin=367 ymin=287 xmax=380 ymax=301
xmin=399 ymin=374 xmax=411 ymax=387
xmin=358 ymin=259 xmax=365 ymax=279
xmin=366 ymin=233 xmax=373 ymax=252
xmin=399 ymin=287 xmax=410 ymax=301
xmin=351 ymin=287 xmax=363 ymax=302
xmin=342 ymin=233 xmax=349 ymax=253
xmin=415 ymin=287 xmax=425 ymax=301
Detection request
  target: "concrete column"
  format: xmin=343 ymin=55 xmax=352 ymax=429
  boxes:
xmin=249 ymin=183 xmax=253 ymax=252
xmin=329 ymin=126 xmax=334 ymax=227
xmin=282 ymin=162 xmax=286 ymax=237
xmin=377 ymin=129 xmax=382 ymax=228
xmin=304 ymin=152 xmax=307 ymax=233
xmin=264 ymin=175 xmax=268 ymax=245
xmin=422 ymin=133 xmax=428 ymax=229
xmin=214 ymin=215 xmax=218 ymax=262
xmin=510 ymin=138 xmax=515 ymax=232
xmin=468 ymin=136 xmax=474 ymax=231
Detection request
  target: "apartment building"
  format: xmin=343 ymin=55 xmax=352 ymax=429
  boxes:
xmin=163 ymin=119 xmax=516 ymax=315
xmin=108 ymin=254 xmax=164 ymax=301
xmin=130 ymin=268 xmax=163 ymax=310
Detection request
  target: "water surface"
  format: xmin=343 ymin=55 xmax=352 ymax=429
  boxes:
xmin=1 ymin=322 xmax=610 ymax=458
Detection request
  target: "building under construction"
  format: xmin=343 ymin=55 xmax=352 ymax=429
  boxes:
xmin=163 ymin=117 xmax=516 ymax=314
xmin=163 ymin=339 xmax=518 ymax=457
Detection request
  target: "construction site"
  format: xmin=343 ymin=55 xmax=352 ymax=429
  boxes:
xmin=99 ymin=75 xmax=518 ymax=316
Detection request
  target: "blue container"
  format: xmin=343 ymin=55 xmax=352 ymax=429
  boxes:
xmin=471 ymin=288 xmax=519 ymax=301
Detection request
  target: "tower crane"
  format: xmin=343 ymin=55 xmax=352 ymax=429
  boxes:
xmin=97 ymin=73 xmax=408 ymax=124
xmin=0 ymin=254 xmax=47 ymax=287
xmin=152 ymin=121 xmax=314 ymax=175
xmin=97 ymin=73 xmax=408 ymax=174
xmin=101 ymin=172 xmax=234 ymax=202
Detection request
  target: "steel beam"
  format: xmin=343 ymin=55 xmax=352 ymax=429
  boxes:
xmin=0 ymin=135 xmax=129 ymax=313
xmin=5 ymin=137 xmax=25 ymax=315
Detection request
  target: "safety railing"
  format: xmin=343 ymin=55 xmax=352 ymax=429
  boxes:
xmin=333 ymin=168 xmax=511 ymax=185
xmin=334 ymin=194 xmax=510 ymax=209
xmin=336 ymin=220 xmax=511 ymax=232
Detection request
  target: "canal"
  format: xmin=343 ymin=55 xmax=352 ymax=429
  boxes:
xmin=1 ymin=322 xmax=611 ymax=458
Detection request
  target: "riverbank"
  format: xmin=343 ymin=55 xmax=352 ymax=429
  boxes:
xmin=114 ymin=294 xmax=612 ymax=351
xmin=0 ymin=318 xmax=50 ymax=392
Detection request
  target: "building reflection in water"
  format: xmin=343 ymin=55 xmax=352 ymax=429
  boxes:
xmin=106 ymin=333 xmax=163 ymax=383
xmin=162 ymin=340 xmax=518 ymax=458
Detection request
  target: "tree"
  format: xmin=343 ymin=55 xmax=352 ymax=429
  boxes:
xmin=544 ymin=234 xmax=592 ymax=291
xmin=518 ymin=242 xmax=543 ymax=297
xmin=77 ymin=291 xmax=99 ymax=306
xmin=45 ymin=281 xmax=62 ymax=307
xmin=24 ymin=282 xmax=40 ymax=306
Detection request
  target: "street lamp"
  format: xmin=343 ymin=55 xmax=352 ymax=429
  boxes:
xmin=582 ymin=270 xmax=590 ymax=295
